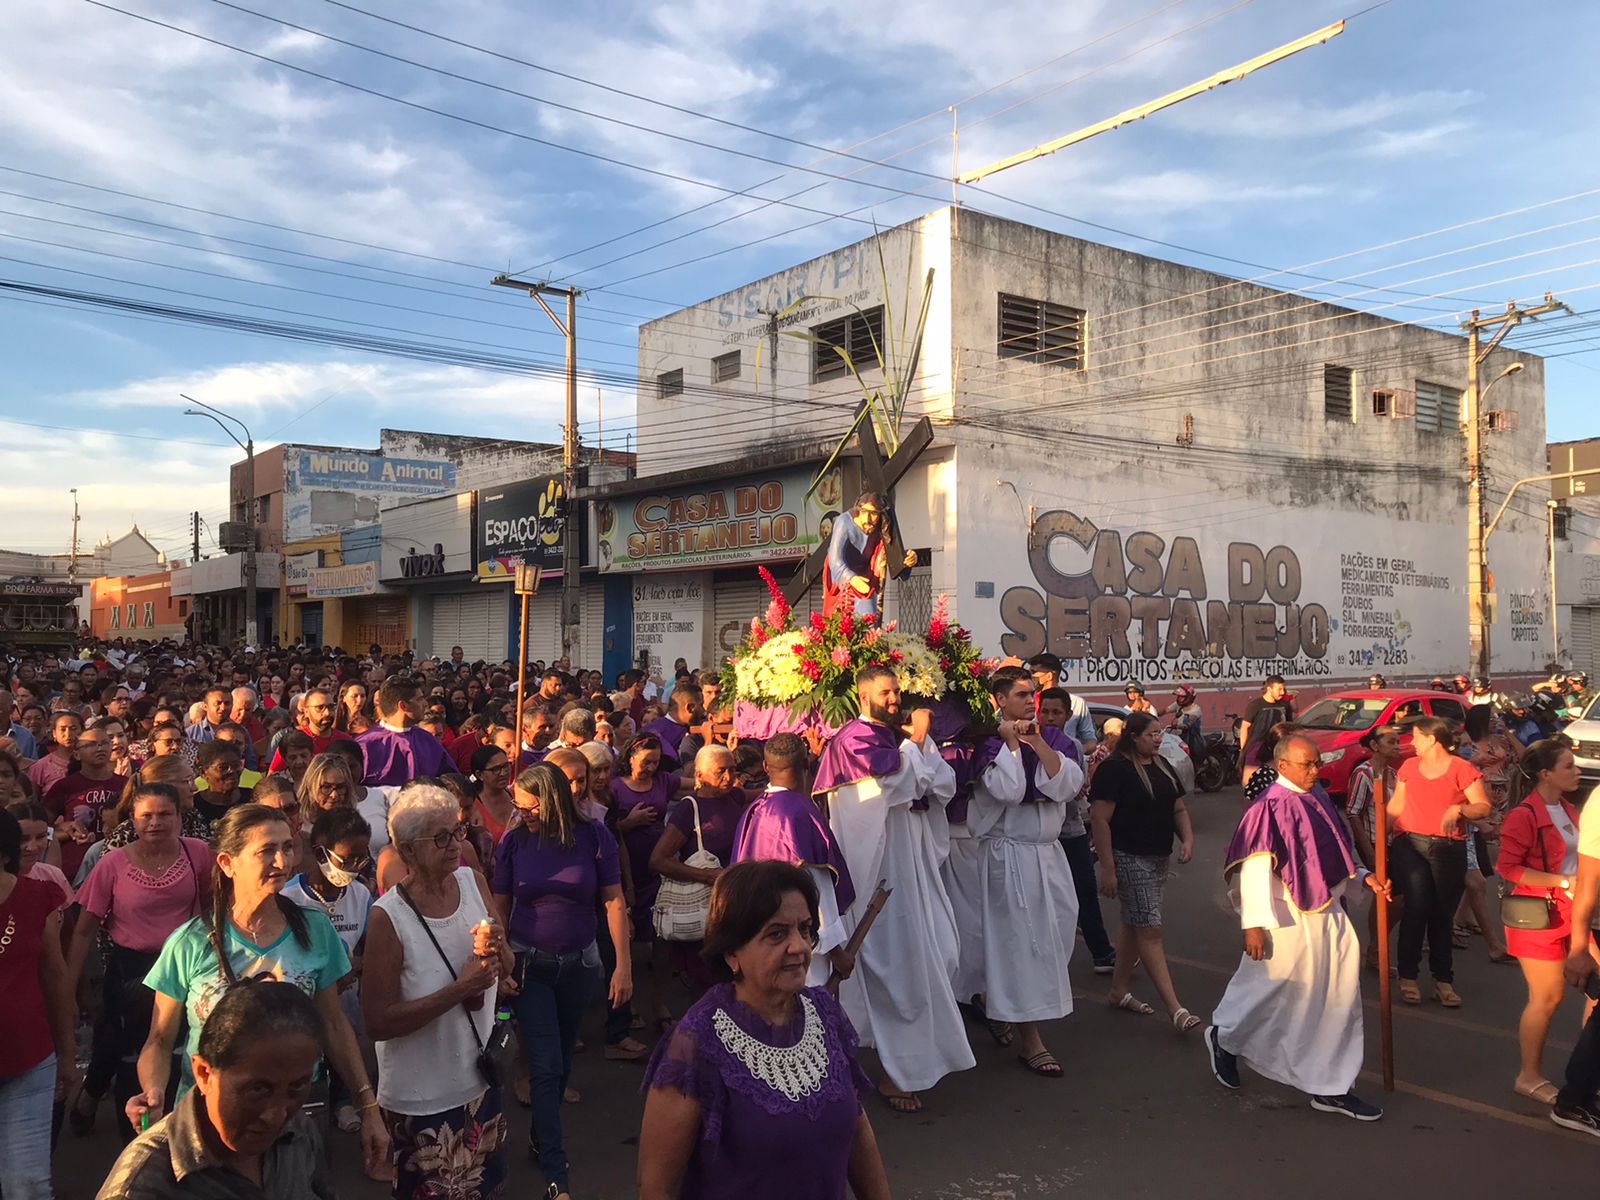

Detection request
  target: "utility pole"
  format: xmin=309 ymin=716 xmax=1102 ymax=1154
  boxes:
xmin=182 ymin=395 xmax=258 ymax=646
xmin=192 ymin=511 xmax=202 ymax=564
xmin=68 ymin=489 xmax=80 ymax=584
xmin=1548 ymin=500 xmax=1562 ymax=669
xmin=1464 ymin=294 xmax=1568 ymax=679
xmin=491 ymin=275 xmax=582 ymax=665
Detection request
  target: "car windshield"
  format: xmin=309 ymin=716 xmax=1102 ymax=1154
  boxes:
xmin=1583 ymin=693 xmax=1600 ymax=722
xmin=1298 ymin=696 xmax=1389 ymax=731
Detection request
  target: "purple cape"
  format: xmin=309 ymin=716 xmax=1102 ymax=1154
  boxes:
xmin=1224 ymin=782 xmax=1360 ymax=913
xmin=971 ymin=726 xmax=1079 ymax=802
xmin=811 ymin=718 xmax=902 ymax=795
xmin=733 ymin=788 xmax=856 ymax=912
xmin=355 ymin=725 xmax=449 ymax=787
xmin=941 ymin=742 xmax=976 ymax=825
xmin=641 ymin=716 xmax=690 ymax=764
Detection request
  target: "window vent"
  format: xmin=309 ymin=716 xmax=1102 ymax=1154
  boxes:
xmin=711 ymin=351 xmax=740 ymax=383
xmin=1323 ymin=364 xmax=1353 ymax=421
xmin=812 ymin=307 xmax=884 ymax=382
xmin=657 ymin=368 xmax=684 ymax=400
xmin=997 ymin=293 xmax=1085 ymax=369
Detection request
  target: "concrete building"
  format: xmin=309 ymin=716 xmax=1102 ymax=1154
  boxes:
xmin=89 ymin=569 xmax=188 ymax=640
xmin=1549 ymin=438 xmax=1600 ymax=677
xmin=1 ymin=526 xmax=165 ymax=628
xmin=624 ymin=207 xmax=1551 ymax=697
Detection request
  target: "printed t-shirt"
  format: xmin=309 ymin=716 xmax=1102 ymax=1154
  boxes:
xmin=77 ymin=838 xmax=213 ymax=952
xmin=282 ymin=874 xmax=374 ymax=959
xmin=492 ymin=818 xmax=621 ymax=955
xmin=43 ymin=771 xmax=128 ymax=877
xmin=145 ymin=909 xmax=351 ymax=1089
xmin=1393 ymin=756 xmax=1482 ymax=839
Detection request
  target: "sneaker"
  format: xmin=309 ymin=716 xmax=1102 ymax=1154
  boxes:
xmin=1551 ymin=1102 xmax=1600 ymax=1138
xmin=1092 ymin=955 xmax=1116 ymax=976
xmin=334 ymin=1104 xmax=360 ymax=1134
xmin=1310 ymin=1093 xmax=1383 ymax=1122
xmin=1204 ymin=1026 xmax=1240 ymax=1090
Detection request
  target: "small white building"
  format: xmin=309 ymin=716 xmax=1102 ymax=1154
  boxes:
xmin=627 ymin=207 xmax=1550 ymax=693
xmin=1550 ymin=438 xmax=1600 ymax=677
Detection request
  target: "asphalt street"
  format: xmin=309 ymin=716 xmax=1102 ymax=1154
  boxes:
xmin=59 ymin=785 xmax=1598 ymax=1198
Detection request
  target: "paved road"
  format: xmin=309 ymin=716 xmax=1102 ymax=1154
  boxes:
xmin=59 ymin=786 xmax=1598 ymax=1197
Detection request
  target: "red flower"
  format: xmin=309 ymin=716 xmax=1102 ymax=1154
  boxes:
xmin=928 ymin=619 xmax=947 ymax=643
xmin=839 ymin=610 xmax=854 ymax=637
xmin=800 ymin=660 xmax=822 ymax=681
xmin=860 ymin=611 xmax=877 ymax=626
xmin=759 ymin=565 xmax=784 ymax=603
xmin=889 ymin=650 xmax=904 ymax=663
xmin=966 ymin=661 xmax=982 ymax=675
xmin=792 ymin=643 xmax=807 ymax=655
xmin=809 ymin=610 xmax=827 ymax=634
xmin=939 ymin=655 xmax=952 ymax=672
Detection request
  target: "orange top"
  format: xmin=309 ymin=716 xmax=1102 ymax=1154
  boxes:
xmin=1393 ymin=756 xmax=1482 ymax=839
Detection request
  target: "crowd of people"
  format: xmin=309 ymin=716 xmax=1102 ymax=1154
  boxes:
xmin=1 ymin=637 xmax=1599 ymax=1200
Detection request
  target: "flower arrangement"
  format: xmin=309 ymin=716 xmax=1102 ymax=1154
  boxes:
xmin=720 ymin=567 xmax=995 ymax=730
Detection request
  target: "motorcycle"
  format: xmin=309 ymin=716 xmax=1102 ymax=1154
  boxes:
xmin=1194 ymin=713 xmax=1240 ymax=793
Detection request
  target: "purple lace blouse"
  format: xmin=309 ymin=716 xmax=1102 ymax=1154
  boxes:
xmin=612 ymin=773 xmax=676 ymax=923
xmin=643 ymin=983 xmax=870 ymax=1200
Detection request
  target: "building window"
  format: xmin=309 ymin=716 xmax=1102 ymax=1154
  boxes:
xmin=109 ymin=605 xmax=120 ymax=629
xmin=997 ymin=293 xmax=1085 ymax=369
xmin=1323 ymin=364 xmax=1353 ymax=422
xmin=712 ymin=350 xmax=741 ymax=383
xmin=126 ymin=603 xmax=136 ymax=628
xmin=143 ymin=602 xmax=155 ymax=627
xmin=1554 ymin=506 xmax=1571 ymax=540
xmin=657 ymin=368 xmax=684 ymax=400
xmin=257 ymin=495 xmax=272 ymax=527
xmin=1414 ymin=380 xmax=1461 ymax=434
xmin=812 ymin=306 xmax=885 ymax=382
xmin=179 ymin=599 xmax=189 ymax=618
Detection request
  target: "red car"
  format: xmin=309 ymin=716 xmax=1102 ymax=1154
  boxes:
xmin=1295 ymin=688 xmax=1472 ymax=802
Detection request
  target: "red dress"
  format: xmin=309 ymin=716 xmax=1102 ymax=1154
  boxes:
xmin=1495 ymin=798 xmax=1580 ymax=962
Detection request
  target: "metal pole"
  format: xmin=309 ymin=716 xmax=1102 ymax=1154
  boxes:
xmin=1466 ymin=316 xmax=1487 ymax=679
xmin=513 ymin=590 xmax=530 ymax=764
xmin=192 ymin=511 xmax=201 ymax=563
xmin=562 ymin=287 xmax=579 ymax=667
xmin=69 ymin=489 xmax=80 ymax=585
xmin=1549 ymin=500 xmax=1562 ymax=668
xmin=244 ymin=436 xmax=258 ymax=647
xmin=1374 ymin=773 xmax=1394 ymax=1092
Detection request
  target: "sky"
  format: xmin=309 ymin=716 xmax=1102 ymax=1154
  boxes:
xmin=2 ymin=0 xmax=1598 ymax=562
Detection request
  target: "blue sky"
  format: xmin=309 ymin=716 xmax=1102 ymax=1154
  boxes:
xmin=2 ymin=0 xmax=1597 ymax=559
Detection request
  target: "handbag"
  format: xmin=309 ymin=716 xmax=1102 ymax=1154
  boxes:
xmin=395 ymin=884 xmax=517 ymax=1090
xmin=1499 ymin=803 xmax=1559 ymax=931
xmin=652 ymin=798 xmax=720 ymax=942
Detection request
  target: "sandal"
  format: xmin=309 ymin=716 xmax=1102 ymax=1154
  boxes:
xmin=1018 ymin=1050 xmax=1063 ymax=1077
xmin=985 ymin=1018 xmax=1016 ymax=1047
xmin=1398 ymin=978 xmax=1421 ymax=1005
xmin=1514 ymin=1079 xmax=1560 ymax=1105
xmin=879 ymin=1086 xmax=924 ymax=1112
xmin=1172 ymin=1007 xmax=1201 ymax=1033
xmin=1451 ymin=926 xmax=1470 ymax=949
xmin=1433 ymin=982 xmax=1462 ymax=1008
xmin=604 ymin=1037 xmax=649 ymax=1061
xmin=1110 ymin=991 xmax=1155 ymax=1016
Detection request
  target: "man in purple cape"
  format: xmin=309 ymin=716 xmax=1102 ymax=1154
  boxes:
xmin=1206 ymin=733 xmax=1388 ymax=1122
xmin=732 ymin=733 xmax=855 ymax=988
xmin=812 ymin=667 xmax=973 ymax=1111
xmin=640 ymin=682 xmax=702 ymax=770
xmin=355 ymin=678 xmax=448 ymax=786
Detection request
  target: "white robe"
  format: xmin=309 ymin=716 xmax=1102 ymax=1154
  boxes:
xmin=1211 ymin=855 xmax=1364 ymax=1097
xmin=954 ymin=745 xmax=1085 ymax=1024
xmin=824 ymin=737 xmax=976 ymax=1090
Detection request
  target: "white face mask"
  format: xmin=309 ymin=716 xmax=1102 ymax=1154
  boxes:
xmin=318 ymin=850 xmax=360 ymax=889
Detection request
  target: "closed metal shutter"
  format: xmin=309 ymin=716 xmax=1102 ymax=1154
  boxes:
xmin=430 ymin=589 xmax=508 ymax=663
xmin=301 ymin=603 xmax=323 ymax=648
xmin=1571 ymin=606 xmax=1599 ymax=676
xmin=713 ymin=579 xmax=769 ymax=668
xmin=524 ymin=591 xmax=563 ymax=664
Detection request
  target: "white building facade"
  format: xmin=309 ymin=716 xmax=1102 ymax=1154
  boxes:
xmin=630 ymin=208 xmax=1550 ymax=695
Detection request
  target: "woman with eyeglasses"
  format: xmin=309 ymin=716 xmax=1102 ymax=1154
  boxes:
xmin=494 ymin=764 xmax=631 ymax=1200
xmin=469 ymin=745 xmax=517 ymax=846
xmin=65 ymin=783 xmax=213 ymax=1141
xmin=283 ymin=806 xmax=375 ymax=1137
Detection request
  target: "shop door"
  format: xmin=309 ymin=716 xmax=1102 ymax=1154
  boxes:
xmin=431 ymin=589 xmax=509 ymax=663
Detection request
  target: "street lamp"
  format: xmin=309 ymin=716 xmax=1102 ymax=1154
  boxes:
xmin=182 ymin=396 xmax=257 ymax=647
xmin=1480 ymin=361 xmax=1524 ymax=406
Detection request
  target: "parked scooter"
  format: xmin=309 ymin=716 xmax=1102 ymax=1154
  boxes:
xmin=1194 ymin=713 xmax=1240 ymax=793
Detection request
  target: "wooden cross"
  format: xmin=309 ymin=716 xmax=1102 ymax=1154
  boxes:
xmin=783 ymin=409 xmax=935 ymax=606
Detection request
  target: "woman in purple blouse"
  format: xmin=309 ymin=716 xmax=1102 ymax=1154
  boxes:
xmin=638 ymin=861 xmax=891 ymax=1200
xmin=613 ymin=732 xmax=687 ymax=1031
xmin=493 ymin=763 xmax=632 ymax=1200
xmin=649 ymin=744 xmax=748 ymax=998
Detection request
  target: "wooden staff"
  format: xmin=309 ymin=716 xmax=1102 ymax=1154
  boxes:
xmin=827 ymin=882 xmax=892 ymax=997
xmin=1374 ymin=772 xmax=1394 ymax=1092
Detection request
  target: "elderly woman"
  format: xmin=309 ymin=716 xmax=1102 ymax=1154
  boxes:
xmin=66 ymin=783 xmax=212 ymax=1141
xmin=650 ymin=745 xmax=746 ymax=998
xmin=638 ymin=861 xmax=891 ymax=1200
xmin=0 ymin=810 xmax=77 ymax=1200
xmin=363 ymin=784 xmax=512 ymax=1199
xmin=130 ymin=803 xmax=388 ymax=1177
xmin=1386 ymin=716 xmax=1491 ymax=1007
xmin=493 ymin=764 xmax=631 ymax=1200
xmin=97 ymin=981 xmax=336 ymax=1199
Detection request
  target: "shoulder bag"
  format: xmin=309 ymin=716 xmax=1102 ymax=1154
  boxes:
xmin=652 ymin=798 xmax=719 ymax=942
xmin=395 ymin=883 xmax=517 ymax=1090
xmin=1499 ymin=804 xmax=1558 ymax=931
